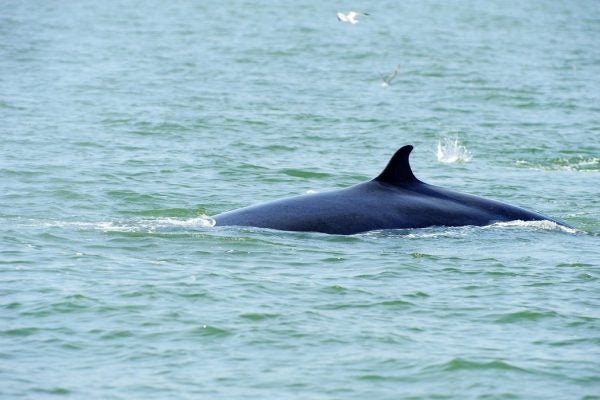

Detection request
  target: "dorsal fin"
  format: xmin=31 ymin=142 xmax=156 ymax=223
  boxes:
xmin=373 ymin=145 xmax=421 ymax=185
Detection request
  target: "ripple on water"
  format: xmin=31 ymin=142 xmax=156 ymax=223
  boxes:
xmin=239 ymin=312 xmax=280 ymax=321
xmin=494 ymin=310 xmax=561 ymax=324
xmin=2 ymin=327 xmax=41 ymax=337
xmin=99 ymin=330 xmax=135 ymax=340
xmin=516 ymin=156 xmax=600 ymax=172
xmin=409 ymin=252 xmax=440 ymax=260
xmin=435 ymin=358 xmax=529 ymax=373
xmin=281 ymin=168 xmax=331 ymax=179
xmin=190 ymin=325 xmax=231 ymax=338
xmin=537 ymin=337 xmax=600 ymax=347
xmin=19 ymin=294 xmax=98 ymax=317
xmin=316 ymin=299 xmax=414 ymax=311
xmin=32 ymin=387 xmax=72 ymax=396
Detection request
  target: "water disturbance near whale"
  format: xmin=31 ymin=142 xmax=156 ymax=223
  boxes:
xmin=213 ymin=145 xmax=570 ymax=234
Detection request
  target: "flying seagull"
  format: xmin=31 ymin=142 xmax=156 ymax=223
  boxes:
xmin=381 ymin=65 xmax=400 ymax=87
xmin=336 ymin=11 xmax=369 ymax=24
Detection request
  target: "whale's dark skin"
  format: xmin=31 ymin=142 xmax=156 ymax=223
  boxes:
xmin=213 ymin=145 xmax=567 ymax=234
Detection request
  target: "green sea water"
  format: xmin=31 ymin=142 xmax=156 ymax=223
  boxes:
xmin=1 ymin=1 xmax=599 ymax=398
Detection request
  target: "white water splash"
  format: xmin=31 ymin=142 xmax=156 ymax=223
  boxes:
xmin=101 ymin=216 xmax=216 ymax=232
xmin=363 ymin=220 xmax=577 ymax=238
xmin=436 ymin=138 xmax=472 ymax=163
xmin=488 ymin=220 xmax=577 ymax=234
xmin=33 ymin=216 xmax=216 ymax=233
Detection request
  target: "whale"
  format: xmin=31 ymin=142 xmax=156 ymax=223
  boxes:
xmin=212 ymin=145 xmax=568 ymax=234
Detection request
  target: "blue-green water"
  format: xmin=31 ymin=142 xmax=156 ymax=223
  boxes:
xmin=2 ymin=1 xmax=600 ymax=398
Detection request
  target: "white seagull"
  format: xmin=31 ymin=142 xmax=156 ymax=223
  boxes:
xmin=381 ymin=65 xmax=400 ymax=87
xmin=336 ymin=11 xmax=369 ymax=25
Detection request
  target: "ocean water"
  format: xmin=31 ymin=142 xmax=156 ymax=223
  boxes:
xmin=1 ymin=0 xmax=599 ymax=398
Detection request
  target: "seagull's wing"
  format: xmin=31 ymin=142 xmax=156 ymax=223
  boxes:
xmin=336 ymin=12 xmax=347 ymax=22
xmin=383 ymin=66 xmax=400 ymax=84
xmin=346 ymin=11 xmax=369 ymax=23
xmin=349 ymin=11 xmax=369 ymax=18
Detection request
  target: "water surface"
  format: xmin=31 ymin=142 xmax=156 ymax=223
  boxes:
xmin=1 ymin=1 xmax=599 ymax=398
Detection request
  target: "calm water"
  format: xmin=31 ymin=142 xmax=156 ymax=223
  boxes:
xmin=2 ymin=1 xmax=600 ymax=398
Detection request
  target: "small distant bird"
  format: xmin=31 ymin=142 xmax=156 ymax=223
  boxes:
xmin=336 ymin=11 xmax=369 ymax=24
xmin=381 ymin=65 xmax=400 ymax=87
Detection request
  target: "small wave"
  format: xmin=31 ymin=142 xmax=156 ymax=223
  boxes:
xmin=239 ymin=312 xmax=279 ymax=321
xmin=2 ymin=327 xmax=40 ymax=337
xmin=317 ymin=299 xmax=414 ymax=310
xmin=404 ymin=228 xmax=473 ymax=239
xmin=282 ymin=169 xmax=330 ymax=179
xmin=34 ymin=216 xmax=216 ymax=233
xmin=436 ymin=137 xmax=472 ymax=163
xmin=436 ymin=358 xmax=528 ymax=373
xmin=488 ymin=220 xmax=577 ymax=234
xmin=99 ymin=216 xmax=216 ymax=232
xmin=360 ymin=226 xmax=477 ymax=239
xmin=32 ymin=387 xmax=72 ymax=396
xmin=364 ymin=220 xmax=577 ymax=238
xmin=495 ymin=310 xmax=560 ymax=323
xmin=190 ymin=325 xmax=231 ymax=337
xmin=516 ymin=157 xmax=600 ymax=172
